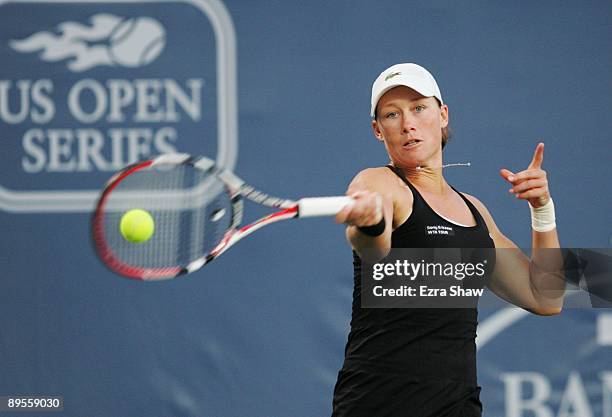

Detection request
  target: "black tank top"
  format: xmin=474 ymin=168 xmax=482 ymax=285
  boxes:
xmin=341 ymin=166 xmax=495 ymax=385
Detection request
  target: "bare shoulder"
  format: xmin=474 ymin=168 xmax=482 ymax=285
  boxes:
xmin=352 ymin=166 xmax=396 ymax=181
xmin=460 ymin=193 xmax=490 ymax=216
xmin=348 ymin=167 xmax=399 ymax=192
xmin=461 ymin=192 xmax=503 ymax=237
xmin=349 ymin=167 xmax=413 ymax=229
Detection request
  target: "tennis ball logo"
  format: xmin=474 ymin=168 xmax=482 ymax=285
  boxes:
xmin=9 ymin=14 xmax=167 ymax=71
xmin=120 ymin=209 xmax=155 ymax=243
xmin=108 ymin=17 xmax=166 ymax=68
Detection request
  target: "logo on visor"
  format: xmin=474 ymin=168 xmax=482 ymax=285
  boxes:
xmin=384 ymin=71 xmax=401 ymax=81
xmin=10 ymin=13 xmax=166 ymax=72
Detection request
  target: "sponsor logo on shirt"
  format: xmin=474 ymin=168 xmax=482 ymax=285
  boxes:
xmin=426 ymin=225 xmax=455 ymax=236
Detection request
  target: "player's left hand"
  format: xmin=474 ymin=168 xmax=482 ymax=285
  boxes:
xmin=500 ymin=142 xmax=551 ymax=208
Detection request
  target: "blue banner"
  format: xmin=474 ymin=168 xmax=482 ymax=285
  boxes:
xmin=1 ymin=0 xmax=610 ymax=416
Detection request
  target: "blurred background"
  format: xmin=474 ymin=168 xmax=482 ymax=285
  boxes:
xmin=0 ymin=0 xmax=610 ymax=415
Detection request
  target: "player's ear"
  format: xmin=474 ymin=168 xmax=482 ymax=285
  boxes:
xmin=372 ymin=119 xmax=384 ymax=142
xmin=440 ymin=104 xmax=449 ymax=129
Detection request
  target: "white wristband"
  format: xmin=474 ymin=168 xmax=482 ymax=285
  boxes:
xmin=529 ymin=198 xmax=556 ymax=232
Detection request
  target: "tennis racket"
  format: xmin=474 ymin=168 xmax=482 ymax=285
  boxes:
xmin=92 ymin=153 xmax=353 ymax=280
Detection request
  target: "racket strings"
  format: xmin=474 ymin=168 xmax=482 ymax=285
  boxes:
xmin=99 ymin=164 xmax=233 ymax=273
xmin=190 ymin=169 xmax=233 ymax=263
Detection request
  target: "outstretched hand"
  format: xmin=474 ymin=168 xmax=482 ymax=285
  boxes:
xmin=335 ymin=190 xmax=383 ymax=227
xmin=500 ymin=142 xmax=551 ymax=208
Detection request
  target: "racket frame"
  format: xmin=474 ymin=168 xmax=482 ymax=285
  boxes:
xmin=92 ymin=153 xmax=352 ymax=280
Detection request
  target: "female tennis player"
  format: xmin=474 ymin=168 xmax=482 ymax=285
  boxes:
xmin=332 ymin=63 xmax=564 ymax=416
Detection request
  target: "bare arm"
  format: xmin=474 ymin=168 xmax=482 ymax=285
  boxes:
xmin=468 ymin=143 xmax=565 ymax=315
xmin=335 ymin=168 xmax=396 ymax=262
xmin=467 ymin=196 xmax=564 ymax=315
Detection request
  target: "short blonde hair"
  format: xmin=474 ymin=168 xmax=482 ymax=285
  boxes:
xmin=441 ymin=125 xmax=451 ymax=149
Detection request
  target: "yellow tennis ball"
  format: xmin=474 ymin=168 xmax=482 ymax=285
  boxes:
xmin=120 ymin=209 xmax=155 ymax=243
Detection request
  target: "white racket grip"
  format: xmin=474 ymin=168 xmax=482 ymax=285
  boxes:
xmin=298 ymin=196 xmax=354 ymax=217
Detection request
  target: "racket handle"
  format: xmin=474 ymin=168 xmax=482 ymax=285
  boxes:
xmin=298 ymin=196 xmax=354 ymax=217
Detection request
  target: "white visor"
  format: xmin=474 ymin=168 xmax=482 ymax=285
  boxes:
xmin=370 ymin=63 xmax=443 ymax=117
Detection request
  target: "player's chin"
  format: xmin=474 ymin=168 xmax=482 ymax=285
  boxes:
xmin=390 ymin=152 xmax=418 ymax=166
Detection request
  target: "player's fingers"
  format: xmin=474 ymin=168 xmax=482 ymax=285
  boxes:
xmin=335 ymin=205 xmax=352 ymax=224
xmin=509 ymin=178 xmax=548 ymax=194
xmin=507 ymin=169 xmax=546 ymax=184
xmin=339 ymin=191 xmax=380 ymax=226
xmin=372 ymin=194 xmax=383 ymax=221
xmin=336 ymin=191 xmax=363 ymax=223
xmin=347 ymin=190 xmax=368 ymax=200
xmin=358 ymin=194 xmax=383 ymax=227
xmin=528 ymin=142 xmax=545 ymax=169
xmin=515 ymin=187 xmax=547 ymax=200
xmin=500 ymin=168 xmax=515 ymax=183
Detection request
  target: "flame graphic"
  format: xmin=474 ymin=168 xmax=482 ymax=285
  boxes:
xmin=10 ymin=13 xmax=166 ymax=72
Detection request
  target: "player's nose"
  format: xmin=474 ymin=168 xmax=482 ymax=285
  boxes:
xmin=401 ymin=117 xmax=417 ymax=134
